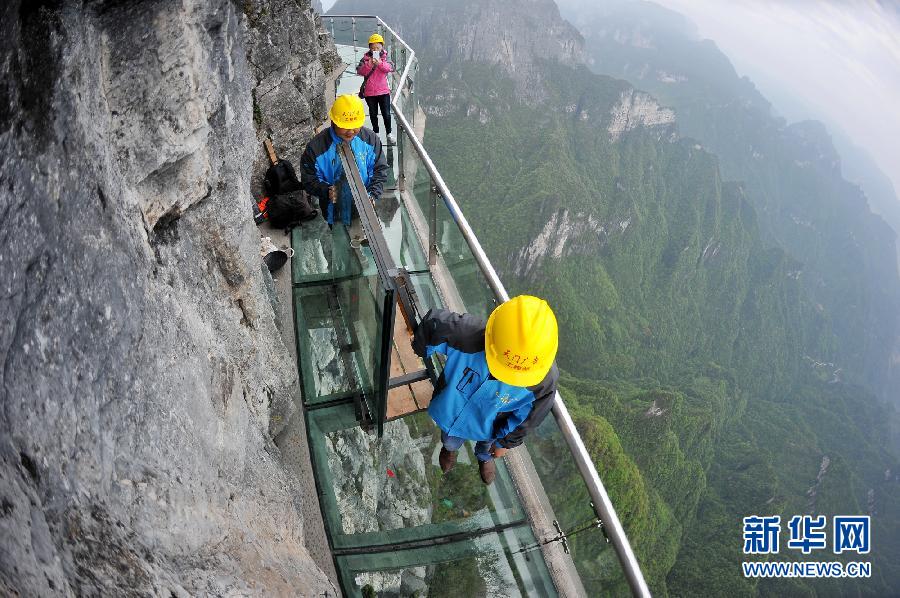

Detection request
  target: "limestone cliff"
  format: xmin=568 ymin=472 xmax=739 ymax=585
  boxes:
xmin=0 ymin=0 xmax=337 ymax=594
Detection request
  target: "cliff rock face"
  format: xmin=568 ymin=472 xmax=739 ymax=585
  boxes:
xmin=244 ymin=0 xmax=340 ymax=182
xmin=606 ymin=88 xmax=675 ymax=141
xmin=0 ymin=0 xmax=336 ymax=595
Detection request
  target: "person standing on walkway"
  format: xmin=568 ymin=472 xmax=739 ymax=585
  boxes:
xmin=412 ymin=296 xmax=560 ymax=485
xmin=357 ymin=33 xmax=395 ymax=144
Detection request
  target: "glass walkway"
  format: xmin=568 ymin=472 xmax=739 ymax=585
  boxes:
xmin=289 ymin=15 xmax=650 ymax=597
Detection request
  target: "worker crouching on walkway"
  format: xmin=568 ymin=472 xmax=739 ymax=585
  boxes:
xmin=412 ymin=296 xmax=559 ymax=485
xmin=300 ymin=94 xmax=388 ymax=227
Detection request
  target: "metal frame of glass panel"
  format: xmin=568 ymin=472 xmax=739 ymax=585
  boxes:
xmin=290 ymin=222 xmax=387 ymax=420
xmin=336 ymin=525 xmax=559 ymax=597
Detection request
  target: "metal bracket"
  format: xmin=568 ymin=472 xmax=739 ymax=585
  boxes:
xmin=353 ymin=392 xmax=373 ymax=431
xmin=590 ymin=502 xmax=610 ymax=543
xmin=388 ymin=369 xmax=430 ymax=389
xmin=552 ymin=520 xmax=570 ymax=554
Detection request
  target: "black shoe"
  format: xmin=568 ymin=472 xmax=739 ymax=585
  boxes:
xmin=439 ymin=448 xmax=457 ymax=474
xmin=479 ymin=460 xmax=495 ymax=485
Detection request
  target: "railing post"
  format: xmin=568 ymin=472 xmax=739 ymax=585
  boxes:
xmin=400 ymin=47 xmax=407 ymax=90
xmin=330 ymin=17 xmax=334 ymax=39
xmin=397 ymin=132 xmax=406 ymax=192
xmin=409 ymin=60 xmax=418 ymax=128
xmin=429 ymin=183 xmax=438 ymax=266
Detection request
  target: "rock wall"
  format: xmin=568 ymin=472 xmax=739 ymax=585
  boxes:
xmin=607 ymin=88 xmax=676 ymax=141
xmin=0 ymin=0 xmax=337 ymax=595
xmin=513 ymin=209 xmax=627 ymax=278
xmin=244 ymin=0 xmax=340 ymax=185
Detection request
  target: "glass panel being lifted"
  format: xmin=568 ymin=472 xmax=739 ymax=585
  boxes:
xmin=291 ymin=220 xmax=388 ymax=413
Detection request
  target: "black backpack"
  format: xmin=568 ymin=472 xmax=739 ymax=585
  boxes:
xmin=264 ymin=159 xmax=302 ymax=195
xmin=266 ymin=190 xmax=318 ymax=229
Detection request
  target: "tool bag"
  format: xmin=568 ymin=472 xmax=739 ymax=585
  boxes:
xmin=263 ymin=159 xmax=302 ymax=195
xmin=266 ymin=190 xmax=318 ymax=229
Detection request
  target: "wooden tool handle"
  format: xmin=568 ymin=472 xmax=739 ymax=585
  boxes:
xmin=395 ymin=278 xmax=420 ymax=339
xmin=263 ymin=139 xmax=278 ymax=165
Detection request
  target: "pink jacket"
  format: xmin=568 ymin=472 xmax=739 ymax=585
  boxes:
xmin=356 ymin=50 xmax=393 ymax=97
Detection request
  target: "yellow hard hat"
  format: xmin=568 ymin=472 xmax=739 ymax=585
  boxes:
xmin=329 ymin=94 xmax=365 ymax=129
xmin=368 ymin=33 xmax=384 ymax=45
xmin=485 ymin=295 xmax=558 ymax=387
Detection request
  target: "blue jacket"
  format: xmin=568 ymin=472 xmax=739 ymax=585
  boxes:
xmin=300 ymin=126 xmax=388 ymax=225
xmin=412 ymin=309 xmax=559 ymax=447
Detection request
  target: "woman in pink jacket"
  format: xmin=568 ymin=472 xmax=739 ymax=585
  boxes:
xmin=357 ymin=33 xmax=395 ymax=144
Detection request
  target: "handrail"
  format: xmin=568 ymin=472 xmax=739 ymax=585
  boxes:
xmin=391 ymin=105 xmax=652 ymax=598
xmin=325 ymin=15 xmax=651 ymax=597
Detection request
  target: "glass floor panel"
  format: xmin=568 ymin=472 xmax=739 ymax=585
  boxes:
xmin=307 ymin=406 xmax=526 ymax=550
xmin=291 ymin=219 xmax=376 ymax=286
xmin=291 ymin=195 xmax=423 ymax=284
xmin=336 ymin=44 xmax=367 ymax=96
xmin=338 ymin=525 xmax=558 ymax=597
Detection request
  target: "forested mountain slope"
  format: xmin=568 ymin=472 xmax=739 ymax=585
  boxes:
xmin=332 ymin=1 xmax=900 ymax=594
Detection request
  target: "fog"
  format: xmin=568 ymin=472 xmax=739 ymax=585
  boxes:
xmin=582 ymin=0 xmax=900 ymax=198
xmin=324 ymin=0 xmax=899 ymax=198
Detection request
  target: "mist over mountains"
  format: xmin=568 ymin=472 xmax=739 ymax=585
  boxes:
xmin=563 ymin=0 xmax=900 ymax=403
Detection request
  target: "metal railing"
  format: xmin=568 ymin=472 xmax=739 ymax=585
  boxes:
xmin=325 ymin=14 xmax=651 ymax=597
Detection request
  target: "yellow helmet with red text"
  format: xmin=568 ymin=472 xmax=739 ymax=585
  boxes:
xmin=329 ymin=94 xmax=365 ymax=129
xmin=485 ymin=295 xmax=558 ymax=387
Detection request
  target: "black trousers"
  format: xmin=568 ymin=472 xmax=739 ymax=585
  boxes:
xmin=365 ymin=94 xmax=392 ymax=135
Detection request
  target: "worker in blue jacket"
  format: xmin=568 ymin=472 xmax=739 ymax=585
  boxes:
xmin=300 ymin=94 xmax=388 ymax=226
xmin=412 ymin=296 xmax=559 ymax=485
